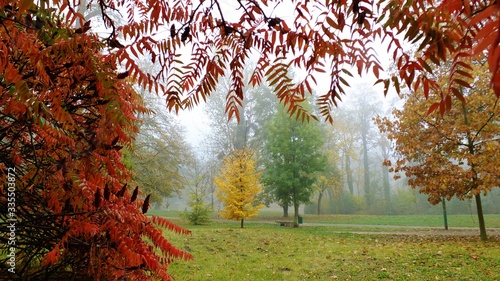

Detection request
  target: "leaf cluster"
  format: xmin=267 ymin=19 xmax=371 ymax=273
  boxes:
xmin=28 ymin=0 xmax=499 ymax=123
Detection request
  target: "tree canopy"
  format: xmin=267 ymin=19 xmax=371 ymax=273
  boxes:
xmin=377 ymin=61 xmax=500 ymax=240
xmin=263 ymin=104 xmax=326 ymax=227
xmin=22 ymin=0 xmax=497 ymax=120
xmin=125 ymin=93 xmax=191 ymax=206
xmin=214 ymin=148 xmax=264 ymax=228
xmin=0 ymin=3 xmax=191 ymax=280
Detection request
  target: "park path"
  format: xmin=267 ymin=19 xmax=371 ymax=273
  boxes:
xmin=300 ymin=222 xmax=500 ymax=236
xmin=255 ymin=220 xmax=500 ymax=237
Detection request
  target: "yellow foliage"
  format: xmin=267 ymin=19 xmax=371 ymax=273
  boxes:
xmin=214 ymin=148 xmax=264 ymax=222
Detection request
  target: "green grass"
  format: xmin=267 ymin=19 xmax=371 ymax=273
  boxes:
xmin=149 ymin=209 xmax=500 ymax=228
xmin=165 ymin=222 xmax=500 ymax=281
xmin=297 ymin=213 xmax=500 ymax=228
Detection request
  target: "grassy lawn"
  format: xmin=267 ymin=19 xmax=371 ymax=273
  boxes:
xmin=298 ymin=213 xmax=500 ymax=228
xmin=148 ymin=209 xmax=500 ymax=228
xmin=165 ymin=222 xmax=500 ymax=281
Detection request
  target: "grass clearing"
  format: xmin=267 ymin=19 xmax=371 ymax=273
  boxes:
xmin=149 ymin=209 xmax=500 ymax=228
xmin=165 ymin=221 xmax=500 ymax=281
xmin=297 ymin=213 xmax=500 ymax=228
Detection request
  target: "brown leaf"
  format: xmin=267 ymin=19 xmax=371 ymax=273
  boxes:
xmin=181 ymin=27 xmax=190 ymax=42
xmin=117 ymin=71 xmax=129 ymax=79
xmin=268 ymin=18 xmax=280 ymax=28
xmin=142 ymin=194 xmax=151 ymax=214
xmin=170 ymin=24 xmax=176 ymax=38
xmin=357 ymin=12 xmax=366 ymax=26
xmin=117 ymin=184 xmax=127 ymax=197
xmin=131 ymin=186 xmax=139 ymax=203
xmin=109 ymin=38 xmax=125 ymax=49
xmin=75 ymin=20 xmax=91 ymax=34
xmin=111 ymin=136 xmax=119 ymax=146
xmin=94 ymin=188 xmax=101 ymax=208
xmin=104 ymin=184 xmax=110 ymax=201
xmin=353 ymin=0 xmax=360 ymax=14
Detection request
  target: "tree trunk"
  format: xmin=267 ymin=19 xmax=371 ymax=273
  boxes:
xmin=240 ymin=218 xmax=244 ymax=228
xmin=361 ymin=130 xmax=371 ymax=207
xmin=441 ymin=197 xmax=448 ymax=230
xmin=345 ymin=154 xmax=354 ymax=195
xmin=382 ymin=164 xmax=391 ymax=215
xmin=293 ymin=202 xmax=299 ymax=228
xmin=317 ymin=192 xmax=323 ymax=215
xmin=461 ymin=104 xmax=487 ymax=241
xmin=475 ymin=194 xmax=487 ymax=241
xmin=283 ymin=205 xmax=288 ymax=217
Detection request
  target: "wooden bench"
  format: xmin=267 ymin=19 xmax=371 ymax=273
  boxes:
xmin=275 ymin=221 xmax=294 ymax=227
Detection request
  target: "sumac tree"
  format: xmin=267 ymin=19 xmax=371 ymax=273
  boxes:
xmin=0 ymin=5 xmax=191 ymax=280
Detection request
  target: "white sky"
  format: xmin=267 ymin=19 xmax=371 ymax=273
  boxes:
xmin=177 ymin=102 xmax=209 ymax=148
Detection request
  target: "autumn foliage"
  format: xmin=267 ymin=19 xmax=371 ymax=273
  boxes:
xmin=214 ymin=148 xmax=264 ymax=228
xmin=0 ymin=3 xmax=190 ymax=280
xmin=377 ymin=62 xmax=500 ymax=240
xmin=17 ymin=0 xmax=496 ymax=125
xmin=50 ymin=0 xmax=499 ymax=121
xmin=2 ymin=0 xmax=500 ymax=278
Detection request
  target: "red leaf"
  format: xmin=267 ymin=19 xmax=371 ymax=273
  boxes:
xmin=427 ymin=102 xmax=440 ymax=115
xmin=151 ymin=216 xmax=191 ymax=235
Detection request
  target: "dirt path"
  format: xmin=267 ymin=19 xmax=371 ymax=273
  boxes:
xmin=300 ymin=222 xmax=500 ymax=237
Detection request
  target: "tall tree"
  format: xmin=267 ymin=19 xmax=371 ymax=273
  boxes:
xmin=126 ymin=92 xmax=191 ymax=206
xmin=214 ymin=148 xmax=264 ymax=228
xmin=355 ymin=89 xmax=382 ymax=208
xmin=203 ymin=66 xmax=278 ymax=158
xmin=378 ymin=62 xmax=500 ymax=241
xmin=315 ymin=128 xmax=343 ymax=215
xmin=263 ymin=104 xmax=327 ymax=227
xmin=378 ymin=134 xmax=393 ymax=215
xmin=182 ymin=156 xmax=213 ymax=225
xmin=327 ymin=111 xmax=359 ymax=196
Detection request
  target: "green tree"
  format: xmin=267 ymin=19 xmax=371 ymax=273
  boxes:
xmin=214 ymin=148 xmax=264 ymax=228
xmin=263 ymin=104 xmax=327 ymax=227
xmin=378 ymin=62 xmax=500 ymax=241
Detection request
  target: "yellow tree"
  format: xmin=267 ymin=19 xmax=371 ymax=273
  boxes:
xmin=214 ymin=148 xmax=264 ymax=228
xmin=377 ymin=61 xmax=500 ymax=241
